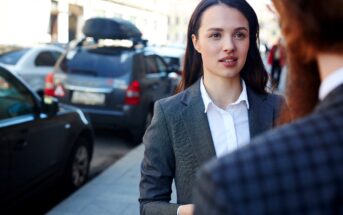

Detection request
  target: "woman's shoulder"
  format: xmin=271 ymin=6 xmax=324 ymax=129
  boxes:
xmin=265 ymin=92 xmax=285 ymax=105
xmin=247 ymin=85 xmax=285 ymax=106
xmin=155 ymin=89 xmax=189 ymax=112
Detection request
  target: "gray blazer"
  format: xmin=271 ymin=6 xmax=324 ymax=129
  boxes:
xmin=139 ymin=80 xmax=285 ymax=215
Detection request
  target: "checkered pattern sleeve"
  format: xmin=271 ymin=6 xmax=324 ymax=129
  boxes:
xmin=194 ymin=157 xmax=233 ymax=215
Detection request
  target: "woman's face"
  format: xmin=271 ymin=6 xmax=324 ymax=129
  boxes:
xmin=192 ymin=4 xmax=250 ymax=82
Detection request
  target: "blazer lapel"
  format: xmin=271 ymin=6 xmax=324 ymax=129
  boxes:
xmin=247 ymin=87 xmax=274 ymax=138
xmin=180 ymin=80 xmax=216 ymax=166
xmin=177 ymin=83 xmax=275 ymax=165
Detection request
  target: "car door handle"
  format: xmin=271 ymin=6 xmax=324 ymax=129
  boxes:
xmin=15 ymin=140 xmax=28 ymax=150
xmin=12 ymin=129 xmax=29 ymax=150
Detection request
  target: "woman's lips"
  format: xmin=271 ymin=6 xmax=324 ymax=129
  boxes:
xmin=219 ymin=57 xmax=238 ymax=67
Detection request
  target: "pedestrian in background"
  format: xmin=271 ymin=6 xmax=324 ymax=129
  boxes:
xmin=268 ymin=37 xmax=286 ymax=89
xmin=193 ymin=0 xmax=343 ymax=214
xmin=139 ymin=0 xmax=285 ymax=215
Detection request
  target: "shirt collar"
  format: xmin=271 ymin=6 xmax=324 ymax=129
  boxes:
xmin=200 ymin=78 xmax=212 ymax=113
xmin=319 ymin=67 xmax=343 ymax=100
xmin=200 ymin=78 xmax=249 ymax=113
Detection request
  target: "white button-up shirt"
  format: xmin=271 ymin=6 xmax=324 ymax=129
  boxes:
xmin=200 ymin=78 xmax=250 ymax=157
xmin=319 ymin=67 xmax=343 ymax=100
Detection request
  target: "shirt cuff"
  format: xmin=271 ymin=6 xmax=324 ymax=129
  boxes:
xmin=177 ymin=206 xmax=181 ymax=215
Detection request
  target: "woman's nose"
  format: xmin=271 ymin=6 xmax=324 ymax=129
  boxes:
xmin=223 ymin=38 xmax=235 ymax=52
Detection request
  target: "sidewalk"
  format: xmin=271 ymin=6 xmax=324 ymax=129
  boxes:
xmin=48 ymin=144 xmax=144 ymax=215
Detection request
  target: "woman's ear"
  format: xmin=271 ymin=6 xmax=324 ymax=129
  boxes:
xmin=192 ymin=34 xmax=201 ymax=53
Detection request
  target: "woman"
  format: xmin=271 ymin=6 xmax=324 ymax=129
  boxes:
xmin=139 ymin=0 xmax=285 ymax=214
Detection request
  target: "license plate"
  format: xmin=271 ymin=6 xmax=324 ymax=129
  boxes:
xmin=71 ymin=91 xmax=105 ymax=105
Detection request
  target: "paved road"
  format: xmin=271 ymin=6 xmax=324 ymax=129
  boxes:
xmin=90 ymin=128 xmax=135 ymax=178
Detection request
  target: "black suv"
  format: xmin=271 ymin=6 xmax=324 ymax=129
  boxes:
xmin=46 ymin=18 xmax=178 ymax=142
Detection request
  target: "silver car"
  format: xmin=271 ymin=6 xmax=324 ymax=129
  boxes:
xmin=0 ymin=45 xmax=64 ymax=92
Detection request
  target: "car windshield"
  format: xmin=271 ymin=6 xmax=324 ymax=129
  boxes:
xmin=0 ymin=49 xmax=29 ymax=65
xmin=61 ymin=46 xmax=132 ymax=78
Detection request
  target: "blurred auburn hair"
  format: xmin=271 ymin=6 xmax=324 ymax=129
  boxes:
xmin=273 ymin=0 xmax=343 ymax=124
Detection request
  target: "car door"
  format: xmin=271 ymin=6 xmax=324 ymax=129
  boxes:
xmin=142 ymin=54 xmax=172 ymax=101
xmin=0 ymin=68 xmax=69 ymax=201
xmin=0 ymin=75 xmax=11 ymax=204
xmin=154 ymin=55 xmax=178 ymax=95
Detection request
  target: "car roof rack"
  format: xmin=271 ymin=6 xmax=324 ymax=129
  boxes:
xmin=82 ymin=17 xmax=143 ymax=42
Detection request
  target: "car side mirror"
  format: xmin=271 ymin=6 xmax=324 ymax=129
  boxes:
xmin=36 ymin=89 xmax=44 ymax=98
xmin=41 ymin=96 xmax=59 ymax=116
xmin=167 ymin=65 xmax=181 ymax=79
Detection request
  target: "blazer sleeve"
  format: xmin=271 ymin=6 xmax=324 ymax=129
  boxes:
xmin=139 ymin=101 xmax=180 ymax=215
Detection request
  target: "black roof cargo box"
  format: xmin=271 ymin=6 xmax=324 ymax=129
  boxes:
xmin=82 ymin=17 xmax=142 ymax=41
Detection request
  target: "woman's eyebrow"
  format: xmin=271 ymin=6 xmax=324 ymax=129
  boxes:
xmin=207 ymin=27 xmax=249 ymax=32
xmin=207 ymin=28 xmax=224 ymax=32
xmin=234 ymin=27 xmax=249 ymax=32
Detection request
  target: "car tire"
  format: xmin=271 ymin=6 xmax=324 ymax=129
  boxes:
xmin=131 ymin=111 xmax=153 ymax=145
xmin=63 ymin=136 xmax=91 ymax=191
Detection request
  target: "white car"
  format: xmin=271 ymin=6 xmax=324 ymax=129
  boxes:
xmin=0 ymin=45 xmax=64 ymax=92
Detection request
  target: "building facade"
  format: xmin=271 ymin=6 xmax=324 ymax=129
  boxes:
xmin=0 ymin=0 xmax=200 ymax=47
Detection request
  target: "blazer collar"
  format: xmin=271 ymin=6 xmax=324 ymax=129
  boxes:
xmin=180 ymin=80 xmax=216 ymax=164
xmin=183 ymin=81 xmax=276 ymax=138
xmin=179 ymin=80 xmax=274 ymax=162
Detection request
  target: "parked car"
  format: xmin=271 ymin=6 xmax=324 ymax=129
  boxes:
xmin=45 ymin=17 xmax=178 ymax=143
xmin=149 ymin=45 xmax=185 ymax=74
xmin=0 ymin=65 xmax=94 ymax=210
xmin=0 ymin=44 xmax=64 ymax=92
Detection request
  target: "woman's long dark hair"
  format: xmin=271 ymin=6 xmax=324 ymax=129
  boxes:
xmin=178 ymin=0 xmax=268 ymax=94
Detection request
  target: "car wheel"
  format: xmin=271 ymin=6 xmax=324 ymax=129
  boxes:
xmin=64 ymin=136 xmax=91 ymax=191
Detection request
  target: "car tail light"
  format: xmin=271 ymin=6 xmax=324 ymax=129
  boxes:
xmin=44 ymin=72 xmax=55 ymax=96
xmin=125 ymin=80 xmax=140 ymax=105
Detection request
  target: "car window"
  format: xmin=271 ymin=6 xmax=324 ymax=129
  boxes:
xmin=60 ymin=47 xmax=132 ymax=78
xmin=0 ymin=70 xmax=35 ymax=120
xmin=155 ymin=56 xmax=168 ymax=75
xmin=0 ymin=49 xmax=29 ymax=65
xmin=145 ymin=56 xmax=158 ymax=74
xmin=51 ymin=51 xmax=62 ymax=61
xmin=35 ymin=51 xmax=60 ymax=66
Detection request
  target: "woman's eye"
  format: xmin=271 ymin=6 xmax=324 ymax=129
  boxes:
xmin=234 ymin=32 xmax=246 ymax=40
xmin=210 ymin=32 xmax=221 ymax=39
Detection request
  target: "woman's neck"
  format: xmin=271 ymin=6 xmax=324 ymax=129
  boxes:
xmin=317 ymin=52 xmax=343 ymax=81
xmin=203 ymin=75 xmax=242 ymax=109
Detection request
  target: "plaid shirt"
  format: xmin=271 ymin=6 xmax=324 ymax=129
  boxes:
xmin=194 ymin=84 xmax=343 ymax=215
